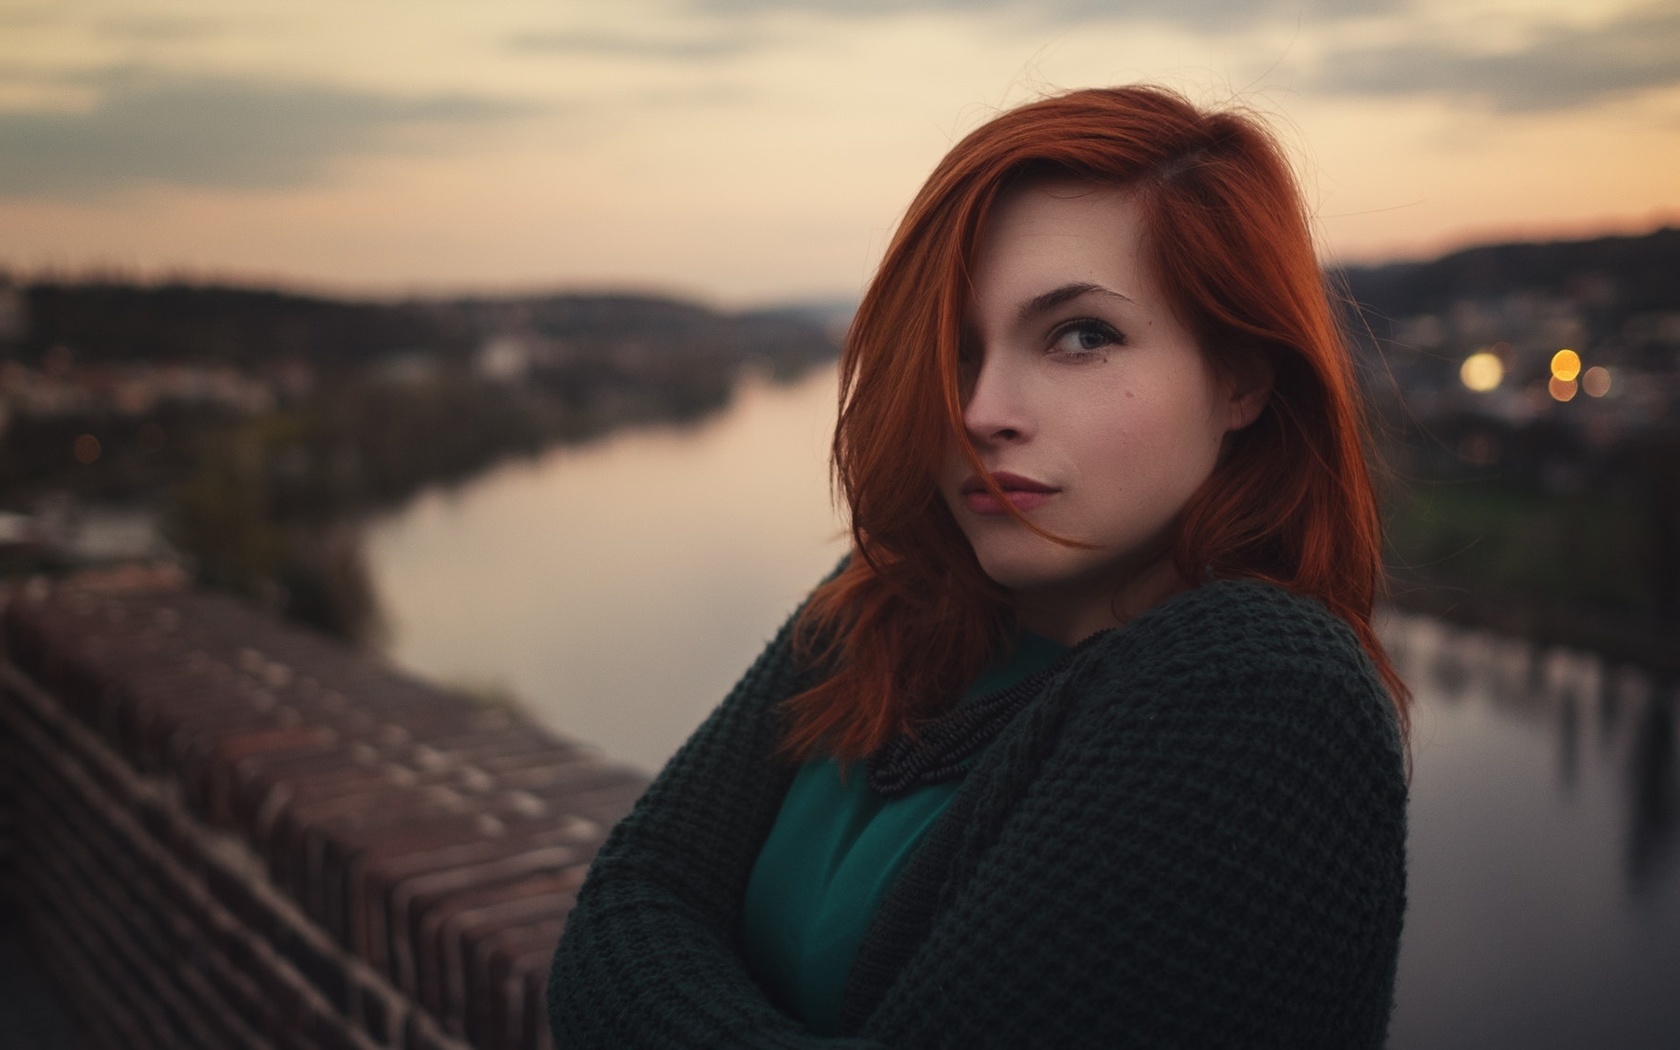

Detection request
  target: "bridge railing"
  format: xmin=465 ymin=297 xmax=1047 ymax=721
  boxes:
xmin=0 ymin=571 xmax=649 ymax=1050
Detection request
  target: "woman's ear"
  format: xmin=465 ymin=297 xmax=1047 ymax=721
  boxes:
xmin=1223 ymin=350 xmax=1274 ymax=431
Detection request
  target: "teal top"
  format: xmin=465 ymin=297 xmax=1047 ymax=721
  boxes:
xmin=740 ymin=632 xmax=1068 ymax=1034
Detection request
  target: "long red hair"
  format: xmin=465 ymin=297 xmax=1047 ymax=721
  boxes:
xmin=784 ymin=85 xmax=1409 ymax=762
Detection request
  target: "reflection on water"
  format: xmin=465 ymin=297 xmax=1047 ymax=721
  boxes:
xmin=1630 ymin=699 xmax=1679 ymax=898
xmin=366 ymin=367 xmax=1680 ymax=1047
xmin=1382 ymin=614 xmax=1680 ymax=1048
xmin=1384 ymin=615 xmax=1680 ymax=896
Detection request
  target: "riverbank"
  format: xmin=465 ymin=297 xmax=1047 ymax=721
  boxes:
xmin=1384 ymin=574 xmax=1680 ymax=678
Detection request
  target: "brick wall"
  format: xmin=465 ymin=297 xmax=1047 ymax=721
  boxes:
xmin=0 ymin=571 xmax=650 ymax=1049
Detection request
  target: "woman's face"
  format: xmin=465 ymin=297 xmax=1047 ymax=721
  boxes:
xmin=939 ymin=179 xmax=1267 ymax=644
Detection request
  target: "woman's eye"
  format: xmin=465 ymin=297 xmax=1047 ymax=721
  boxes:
xmin=1049 ymin=321 xmax=1120 ymax=356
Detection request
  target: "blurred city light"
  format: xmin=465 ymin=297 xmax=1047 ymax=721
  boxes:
xmin=1460 ymin=351 xmax=1504 ymax=392
xmin=1581 ymin=365 xmax=1612 ymax=397
xmin=73 ymin=434 xmax=101 ymax=464
xmin=1548 ymin=375 xmax=1579 ymax=402
xmin=1551 ymin=348 xmax=1582 ymax=382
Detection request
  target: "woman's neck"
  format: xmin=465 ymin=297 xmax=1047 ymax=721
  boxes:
xmin=1011 ymin=557 xmax=1191 ymax=647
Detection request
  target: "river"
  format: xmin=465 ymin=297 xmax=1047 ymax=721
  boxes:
xmin=365 ymin=363 xmax=1680 ymax=1048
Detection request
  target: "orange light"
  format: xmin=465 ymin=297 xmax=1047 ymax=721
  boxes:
xmin=1581 ymin=366 xmax=1611 ymax=397
xmin=73 ymin=434 xmax=101 ymax=464
xmin=1548 ymin=376 xmax=1578 ymax=402
xmin=1551 ymin=348 xmax=1581 ymax=382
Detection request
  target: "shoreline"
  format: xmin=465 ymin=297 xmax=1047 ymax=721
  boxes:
xmin=1381 ymin=577 xmax=1679 ymax=678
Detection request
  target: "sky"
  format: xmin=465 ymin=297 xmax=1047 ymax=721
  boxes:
xmin=0 ymin=0 xmax=1676 ymax=307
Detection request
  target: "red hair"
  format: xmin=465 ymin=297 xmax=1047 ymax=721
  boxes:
xmin=783 ymin=85 xmax=1410 ymax=762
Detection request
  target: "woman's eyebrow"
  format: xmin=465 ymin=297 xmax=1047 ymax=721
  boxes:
xmin=1016 ymin=282 xmax=1135 ymax=325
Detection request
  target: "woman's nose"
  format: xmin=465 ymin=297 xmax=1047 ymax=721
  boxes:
xmin=962 ymin=355 xmax=1029 ymax=444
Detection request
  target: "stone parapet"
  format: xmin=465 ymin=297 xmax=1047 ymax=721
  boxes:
xmin=0 ymin=572 xmax=650 ymax=1049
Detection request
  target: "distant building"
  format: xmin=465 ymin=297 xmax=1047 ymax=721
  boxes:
xmin=475 ymin=336 xmax=533 ymax=382
xmin=0 ymin=281 xmax=25 ymax=342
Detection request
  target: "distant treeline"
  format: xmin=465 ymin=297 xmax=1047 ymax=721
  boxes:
xmin=11 ymin=283 xmax=464 ymax=367
xmin=4 ymin=281 xmax=841 ymax=377
xmin=1337 ymin=225 xmax=1680 ymax=326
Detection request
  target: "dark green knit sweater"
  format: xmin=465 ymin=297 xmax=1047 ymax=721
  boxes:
xmin=547 ymin=579 xmax=1408 ymax=1048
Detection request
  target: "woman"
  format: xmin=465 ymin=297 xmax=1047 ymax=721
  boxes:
xmin=549 ymin=85 xmax=1409 ymax=1048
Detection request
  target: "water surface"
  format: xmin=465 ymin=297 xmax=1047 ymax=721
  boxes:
xmin=366 ymin=366 xmax=846 ymax=771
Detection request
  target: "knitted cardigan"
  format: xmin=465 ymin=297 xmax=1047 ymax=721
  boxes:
xmin=547 ymin=579 xmax=1408 ymax=1048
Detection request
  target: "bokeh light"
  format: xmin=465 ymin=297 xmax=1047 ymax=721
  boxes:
xmin=1460 ymin=351 xmax=1504 ymax=392
xmin=72 ymin=434 xmax=101 ymax=464
xmin=1551 ymin=348 xmax=1582 ymax=382
xmin=1581 ymin=365 xmax=1612 ymax=397
xmin=1548 ymin=376 xmax=1578 ymax=402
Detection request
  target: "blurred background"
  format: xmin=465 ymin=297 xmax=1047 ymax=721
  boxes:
xmin=1 ymin=1 xmax=1678 ymax=1046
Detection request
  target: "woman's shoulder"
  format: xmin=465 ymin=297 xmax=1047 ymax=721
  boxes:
xmin=1026 ymin=580 xmax=1407 ymax=882
xmin=1062 ymin=577 xmax=1401 ymax=756
xmin=1115 ymin=576 xmax=1369 ymax=663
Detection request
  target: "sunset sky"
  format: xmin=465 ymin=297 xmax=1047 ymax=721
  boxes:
xmin=1 ymin=0 xmax=1676 ymax=306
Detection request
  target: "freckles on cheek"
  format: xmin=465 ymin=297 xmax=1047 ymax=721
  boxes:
xmin=1087 ymin=386 xmax=1138 ymax=427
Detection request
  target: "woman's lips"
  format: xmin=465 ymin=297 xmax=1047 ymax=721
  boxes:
xmin=960 ymin=472 xmax=1059 ymax=515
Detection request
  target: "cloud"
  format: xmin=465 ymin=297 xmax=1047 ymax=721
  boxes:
xmin=680 ymin=0 xmax=1401 ymax=31
xmin=1315 ymin=3 xmax=1680 ymax=112
xmin=95 ymin=14 xmax=225 ymax=41
xmin=0 ymin=71 xmax=539 ymax=199
xmin=0 ymin=5 xmax=59 ymax=29
xmin=506 ymin=28 xmax=764 ymax=61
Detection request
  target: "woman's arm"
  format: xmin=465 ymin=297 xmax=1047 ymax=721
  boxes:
xmin=855 ymin=586 xmax=1408 ymax=1048
xmin=547 ymin=610 xmax=888 ymax=1049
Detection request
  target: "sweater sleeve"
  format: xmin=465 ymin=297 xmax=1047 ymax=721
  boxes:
xmin=546 ymin=608 xmax=889 ymax=1049
xmin=854 ymin=588 xmax=1408 ymax=1049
